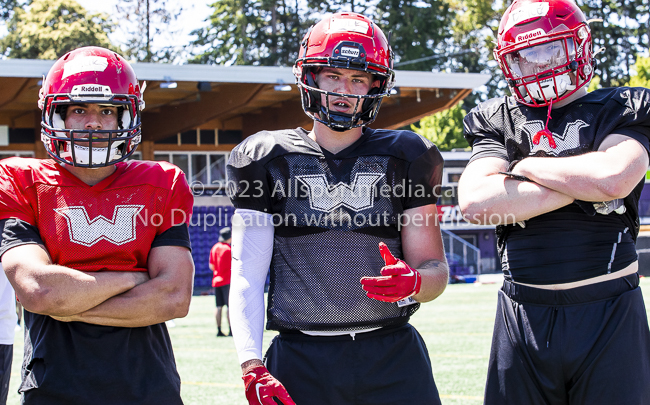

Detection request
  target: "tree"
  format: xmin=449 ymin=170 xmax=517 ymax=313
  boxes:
xmin=446 ymin=0 xmax=507 ymax=103
xmin=580 ymin=0 xmax=648 ymax=87
xmin=0 ymin=0 xmax=21 ymax=20
xmin=411 ymin=102 xmax=469 ymax=151
xmin=627 ymin=56 xmax=650 ymax=88
xmin=190 ymin=0 xmax=264 ymax=65
xmin=0 ymin=0 xmax=114 ymax=59
xmin=373 ymin=0 xmax=452 ymax=72
xmin=406 ymin=0 xmax=505 ymax=137
xmin=114 ymin=0 xmax=183 ymax=63
xmin=190 ymin=0 xmax=310 ymax=66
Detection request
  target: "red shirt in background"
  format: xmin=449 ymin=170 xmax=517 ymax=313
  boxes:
xmin=210 ymin=242 xmax=231 ymax=287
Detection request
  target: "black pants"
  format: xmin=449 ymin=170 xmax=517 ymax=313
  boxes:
xmin=0 ymin=344 xmax=11 ymax=405
xmin=485 ymin=273 xmax=650 ymax=405
xmin=265 ymin=323 xmax=441 ymax=405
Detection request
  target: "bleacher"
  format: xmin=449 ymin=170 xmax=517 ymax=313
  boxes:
xmin=188 ymin=209 xmax=487 ymax=290
xmin=189 ymin=206 xmax=235 ymax=293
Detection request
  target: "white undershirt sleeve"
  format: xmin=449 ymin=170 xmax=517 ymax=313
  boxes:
xmin=229 ymin=208 xmax=274 ymax=365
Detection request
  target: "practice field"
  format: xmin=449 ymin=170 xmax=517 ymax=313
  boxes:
xmin=7 ymin=277 xmax=650 ymax=405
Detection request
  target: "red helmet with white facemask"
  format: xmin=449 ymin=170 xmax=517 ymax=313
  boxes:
xmin=293 ymin=12 xmax=395 ymax=131
xmin=39 ymin=46 xmax=144 ymax=168
xmin=494 ymin=0 xmax=594 ymax=107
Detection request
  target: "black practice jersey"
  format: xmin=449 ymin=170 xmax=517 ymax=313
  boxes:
xmin=227 ymin=127 xmax=443 ymax=331
xmin=464 ymin=87 xmax=650 ymax=285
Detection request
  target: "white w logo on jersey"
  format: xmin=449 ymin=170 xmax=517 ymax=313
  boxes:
xmin=55 ymin=205 xmax=144 ymax=246
xmin=296 ymin=173 xmax=384 ymax=212
xmin=521 ymin=119 xmax=588 ymax=155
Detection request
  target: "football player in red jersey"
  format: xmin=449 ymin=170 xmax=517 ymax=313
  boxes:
xmin=0 ymin=46 xmax=194 ymax=405
xmin=227 ymin=12 xmax=449 ymax=405
xmin=458 ymin=0 xmax=650 ymax=404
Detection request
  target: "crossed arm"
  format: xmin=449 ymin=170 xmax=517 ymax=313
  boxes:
xmin=2 ymin=243 xmax=194 ymax=327
xmin=458 ymin=134 xmax=648 ymax=225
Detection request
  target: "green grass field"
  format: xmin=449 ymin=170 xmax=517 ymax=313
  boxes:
xmin=6 ymin=277 xmax=650 ymax=405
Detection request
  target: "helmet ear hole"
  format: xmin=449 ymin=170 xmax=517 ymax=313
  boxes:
xmin=55 ymin=105 xmax=67 ymax=122
xmin=52 ymin=109 xmax=66 ymax=133
xmin=304 ymin=71 xmax=321 ymax=113
xmin=118 ymin=107 xmax=129 ymax=130
xmin=362 ymin=87 xmax=381 ymax=112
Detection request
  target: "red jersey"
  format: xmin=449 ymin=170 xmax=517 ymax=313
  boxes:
xmin=210 ymin=242 xmax=231 ymax=287
xmin=0 ymin=158 xmax=193 ymax=272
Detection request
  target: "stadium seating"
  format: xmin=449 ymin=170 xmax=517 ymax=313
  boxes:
xmin=189 ymin=206 xmax=234 ymax=292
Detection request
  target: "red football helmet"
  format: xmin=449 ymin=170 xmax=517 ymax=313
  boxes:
xmin=293 ymin=12 xmax=395 ymax=131
xmin=494 ymin=0 xmax=594 ymax=107
xmin=39 ymin=46 xmax=144 ymax=167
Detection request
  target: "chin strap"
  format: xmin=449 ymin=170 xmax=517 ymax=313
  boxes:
xmin=533 ymin=99 xmax=556 ymax=148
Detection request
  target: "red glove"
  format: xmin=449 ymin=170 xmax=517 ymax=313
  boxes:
xmin=242 ymin=365 xmax=296 ymax=405
xmin=360 ymin=242 xmax=422 ymax=303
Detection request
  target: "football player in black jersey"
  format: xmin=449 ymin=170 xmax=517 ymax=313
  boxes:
xmin=226 ymin=12 xmax=450 ymax=405
xmin=458 ymin=0 xmax=650 ymax=404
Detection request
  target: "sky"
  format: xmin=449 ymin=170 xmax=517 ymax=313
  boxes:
xmin=75 ymin=0 xmax=215 ymax=63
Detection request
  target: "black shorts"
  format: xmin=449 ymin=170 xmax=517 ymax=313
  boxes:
xmin=264 ymin=323 xmax=441 ymax=405
xmin=214 ymin=285 xmax=230 ymax=307
xmin=485 ymin=273 xmax=650 ymax=405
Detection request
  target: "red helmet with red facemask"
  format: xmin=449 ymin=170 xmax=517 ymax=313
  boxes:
xmin=293 ymin=12 xmax=395 ymax=131
xmin=494 ymin=0 xmax=594 ymax=108
xmin=39 ymin=46 xmax=144 ymax=168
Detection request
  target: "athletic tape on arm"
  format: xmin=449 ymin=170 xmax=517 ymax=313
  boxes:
xmin=229 ymin=209 xmax=274 ymax=364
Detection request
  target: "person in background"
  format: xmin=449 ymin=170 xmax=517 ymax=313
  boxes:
xmin=210 ymin=227 xmax=232 ymax=337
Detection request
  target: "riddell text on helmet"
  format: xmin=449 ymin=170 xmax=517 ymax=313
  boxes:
xmin=70 ymin=84 xmax=113 ymax=96
xmin=515 ymin=28 xmax=546 ymax=42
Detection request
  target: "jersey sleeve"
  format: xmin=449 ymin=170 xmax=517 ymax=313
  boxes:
xmin=0 ymin=218 xmax=43 ymax=259
xmin=463 ymin=103 xmax=509 ymax=164
xmin=0 ymin=162 xmax=37 ymax=225
xmin=226 ymin=148 xmax=273 ymax=212
xmin=616 ymin=127 xmax=650 ymax=153
xmin=594 ymin=88 xmax=650 ymax=153
xmin=161 ymin=168 xmax=194 ymax=234
xmin=151 ymin=224 xmax=191 ymax=250
xmin=404 ymin=142 xmax=444 ymax=209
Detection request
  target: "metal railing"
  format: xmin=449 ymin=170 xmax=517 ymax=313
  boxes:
xmin=441 ymin=229 xmax=481 ymax=279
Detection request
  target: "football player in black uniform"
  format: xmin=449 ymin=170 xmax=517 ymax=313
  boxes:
xmin=458 ymin=0 xmax=650 ymax=404
xmin=226 ymin=12 xmax=449 ymax=405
